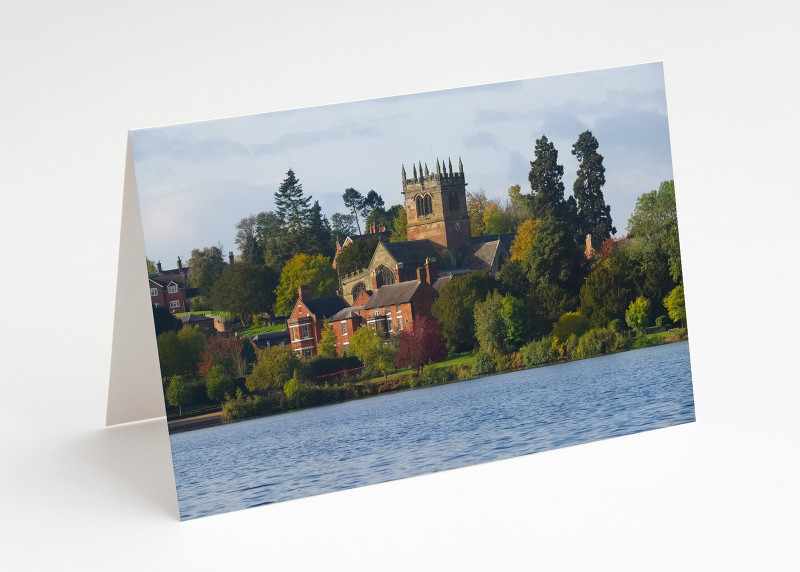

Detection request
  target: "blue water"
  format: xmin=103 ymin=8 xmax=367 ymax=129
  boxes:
xmin=170 ymin=341 xmax=695 ymax=520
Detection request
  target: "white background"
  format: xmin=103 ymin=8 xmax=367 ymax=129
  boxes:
xmin=1 ymin=1 xmax=798 ymax=570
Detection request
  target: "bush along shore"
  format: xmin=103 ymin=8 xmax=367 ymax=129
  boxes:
xmin=166 ymin=327 xmax=687 ymax=429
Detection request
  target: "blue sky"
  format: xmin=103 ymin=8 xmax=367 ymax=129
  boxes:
xmin=130 ymin=62 xmax=673 ymax=267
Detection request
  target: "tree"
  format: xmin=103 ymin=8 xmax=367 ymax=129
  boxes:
xmin=331 ymin=212 xmax=357 ymax=242
xmin=528 ymin=135 xmax=567 ymax=221
xmin=252 ymin=211 xmax=286 ymax=268
xmin=627 ymin=180 xmax=682 ymax=283
xmin=572 ymin=130 xmax=615 ymax=248
xmin=205 ymin=365 xmax=235 ymax=404
xmin=431 ymin=271 xmax=497 ymax=351
xmin=336 ymin=236 xmax=380 ymax=275
xmin=273 ymin=253 xmax=337 ymax=315
xmin=394 ymin=315 xmax=447 ymax=374
xmin=245 ymin=345 xmax=299 ymax=392
xmin=342 ymin=187 xmax=365 ymax=234
xmin=509 ymin=218 xmax=540 ymax=261
xmin=390 ymin=207 xmax=407 ymax=242
xmin=152 ymin=304 xmax=181 ymax=336
xmin=625 ymin=296 xmax=652 ymax=333
xmin=275 ymin=169 xmax=312 ymax=231
xmin=165 ymin=375 xmax=190 ymax=415
xmin=306 ymin=200 xmax=333 ymax=259
xmin=360 ymin=189 xmax=385 ymax=223
xmin=156 ymin=326 xmax=206 ymax=379
xmin=579 ymin=252 xmax=634 ymax=328
xmin=524 ymin=215 xmax=585 ymax=296
xmin=505 ymin=184 xmax=532 ymax=230
xmin=188 ymin=246 xmax=225 ymax=295
xmin=146 ymin=258 xmax=157 ymax=275
xmin=211 ymin=262 xmax=277 ymax=324
xmin=197 ymin=335 xmax=244 ymax=377
xmin=663 ymin=285 xmax=686 ymax=328
xmin=551 ymin=312 xmax=589 ymax=351
xmin=466 ymin=190 xmax=490 ymax=236
xmin=350 ymin=326 xmax=396 ymax=379
xmin=235 ymin=215 xmax=264 ymax=264
xmin=318 ymin=320 xmax=338 ymax=357
xmin=483 ymin=201 xmax=512 ymax=234
xmin=474 ymin=291 xmax=529 ymax=356
xmin=498 ymin=259 xmax=529 ymax=300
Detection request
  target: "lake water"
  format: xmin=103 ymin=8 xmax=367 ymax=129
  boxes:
xmin=170 ymin=341 xmax=695 ymax=520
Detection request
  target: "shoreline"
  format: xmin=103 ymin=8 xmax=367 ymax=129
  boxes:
xmin=168 ymin=334 xmax=688 ymax=434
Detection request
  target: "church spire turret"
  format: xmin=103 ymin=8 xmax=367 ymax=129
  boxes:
xmin=448 ymin=157 xmax=453 ymax=177
xmin=424 ymin=163 xmax=429 ymax=177
xmin=458 ymin=156 xmax=463 ymax=175
xmin=413 ymin=163 xmax=417 ymax=180
xmin=402 ymin=164 xmax=407 ymax=184
xmin=436 ymin=158 xmax=441 ymax=175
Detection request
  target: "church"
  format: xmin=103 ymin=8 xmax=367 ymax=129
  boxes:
xmin=339 ymin=157 xmax=514 ymax=304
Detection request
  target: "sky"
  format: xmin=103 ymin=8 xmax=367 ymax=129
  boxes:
xmin=130 ymin=62 xmax=674 ymax=268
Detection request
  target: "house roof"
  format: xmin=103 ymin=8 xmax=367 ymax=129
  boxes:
xmin=471 ymin=232 xmax=515 ymax=252
xmin=301 ymin=295 xmax=349 ymax=319
xmin=432 ymin=275 xmax=452 ymax=292
xmin=329 ymin=306 xmax=364 ymax=321
xmin=252 ymin=330 xmax=291 ymax=342
xmin=177 ymin=313 xmax=212 ymax=324
xmin=149 ymin=276 xmax=187 ymax=289
xmin=378 ymin=239 xmax=443 ymax=272
xmin=363 ymin=280 xmax=430 ymax=309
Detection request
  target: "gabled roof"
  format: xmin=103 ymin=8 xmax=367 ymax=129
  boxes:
xmin=301 ymin=295 xmax=349 ymax=319
xmin=329 ymin=306 xmax=364 ymax=321
xmin=149 ymin=277 xmax=186 ymax=289
xmin=376 ymin=239 xmax=443 ymax=272
xmin=177 ymin=313 xmax=212 ymax=324
xmin=363 ymin=280 xmax=433 ymax=309
xmin=432 ymin=275 xmax=452 ymax=292
xmin=458 ymin=240 xmax=501 ymax=271
xmin=471 ymin=232 xmax=515 ymax=253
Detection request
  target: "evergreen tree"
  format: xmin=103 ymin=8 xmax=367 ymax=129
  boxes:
xmin=274 ymin=169 xmax=312 ymax=231
xmin=306 ymin=200 xmax=333 ymax=258
xmin=342 ymin=187 xmax=365 ymax=234
xmin=572 ymin=131 xmax=615 ymax=248
xmin=528 ymin=135 xmax=567 ymax=221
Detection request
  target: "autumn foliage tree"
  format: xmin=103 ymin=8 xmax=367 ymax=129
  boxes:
xmin=394 ymin=315 xmax=447 ymax=374
xmin=197 ymin=335 xmax=244 ymax=377
xmin=510 ymin=218 xmax=540 ymax=261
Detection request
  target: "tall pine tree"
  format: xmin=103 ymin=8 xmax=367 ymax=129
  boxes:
xmin=275 ymin=169 xmax=312 ymax=231
xmin=572 ymin=131 xmax=615 ymax=248
xmin=528 ymin=135 xmax=567 ymax=221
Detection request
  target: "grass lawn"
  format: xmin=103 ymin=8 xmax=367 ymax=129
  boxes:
xmin=175 ymin=310 xmax=231 ymax=320
xmin=359 ymin=352 xmax=476 ymax=384
xmin=237 ymin=323 xmax=287 ymax=338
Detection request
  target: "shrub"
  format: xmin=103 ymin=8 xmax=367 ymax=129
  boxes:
xmin=565 ymin=333 xmax=580 ymax=358
xmin=625 ymin=296 xmax=652 ymax=333
xmin=418 ymin=364 xmax=449 ymax=386
xmin=654 ymin=315 xmax=671 ymax=328
xmin=205 ymin=365 xmax=235 ymax=403
xmin=608 ymin=318 xmax=625 ymax=332
xmin=507 ymin=352 xmax=524 ymax=371
xmin=454 ymin=364 xmax=473 ymax=381
xmin=552 ymin=312 xmax=589 ymax=351
xmin=221 ymin=388 xmax=266 ymax=421
xmin=340 ymin=382 xmax=362 ymax=400
xmin=574 ymin=328 xmax=618 ymax=359
xmin=472 ymin=351 xmax=495 ymax=376
xmin=521 ymin=337 xmax=558 ymax=366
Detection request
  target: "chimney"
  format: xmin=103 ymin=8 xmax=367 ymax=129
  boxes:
xmin=416 ymin=266 xmax=427 ymax=283
xmin=229 ymin=251 xmax=234 ymax=265
xmin=156 ymin=261 xmax=162 ymax=273
xmin=585 ymin=234 xmax=594 ymax=259
xmin=424 ymin=257 xmax=438 ymax=285
xmin=371 ymin=269 xmax=378 ymax=291
xmin=369 ymin=221 xmax=376 ymax=234
xmin=177 ymin=256 xmax=182 ymax=270
xmin=299 ymin=284 xmax=312 ymax=301
xmin=379 ymin=226 xmax=386 ymax=232
xmin=395 ymin=262 xmax=406 ymax=283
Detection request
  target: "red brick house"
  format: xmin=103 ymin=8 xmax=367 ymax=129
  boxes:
xmin=358 ymin=278 xmax=438 ymax=335
xmin=287 ymin=285 xmax=349 ymax=358
xmin=329 ymin=289 xmax=371 ymax=354
xmin=149 ymin=275 xmax=189 ymax=313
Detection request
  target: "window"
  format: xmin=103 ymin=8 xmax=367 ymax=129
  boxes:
xmin=303 ymin=348 xmax=312 ymax=358
xmin=384 ymin=306 xmax=390 ymax=315
xmin=341 ymin=321 xmax=348 ymax=335
xmin=301 ymin=324 xmax=310 ymax=339
xmin=169 ymin=300 xmax=180 ymax=309
xmin=397 ymin=317 xmax=403 ymax=330
xmin=415 ymin=193 xmax=434 ymax=216
xmin=395 ymin=304 xmax=401 ymax=313
xmin=167 ymin=284 xmax=178 ymax=294
xmin=150 ymin=288 xmax=157 ymax=297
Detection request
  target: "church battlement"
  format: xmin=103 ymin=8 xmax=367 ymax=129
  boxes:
xmin=401 ymin=157 xmax=465 ymax=192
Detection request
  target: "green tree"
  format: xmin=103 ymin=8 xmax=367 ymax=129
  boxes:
xmin=432 ymin=271 xmax=497 ymax=351
xmin=627 ymin=180 xmax=682 ymax=283
xmin=245 ymin=345 xmax=299 ymax=392
xmin=663 ymin=285 xmax=686 ymax=328
xmin=331 ymin=212 xmax=357 ymax=242
xmin=205 ymin=365 xmax=235 ymax=404
xmin=390 ymin=207 xmax=408 ymax=241
xmin=484 ymin=203 xmax=513 ymax=234
xmin=275 ymin=169 xmax=312 ymax=232
xmin=528 ymin=135 xmax=567 ymax=221
xmin=342 ymin=187 xmax=365 ymax=234
xmin=211 ymin=262 xmax=277 ymax=324
xmin=505 ymin=184 xmax=532 ymax=230
xmin=318 ymin=320 xmax=338 ymax=357
xmin=146 ymin=258 xmax=157 ymax=275
xmin=349 ymin=326 xmax=395 ymax=379
xmin=524 ymin=215 xmax=585 ymax=296
xmin=572 ymin=130 xmax=615 ymax=248
xmin=360 ymin=189 xmax=385 ymax=223
xmin=474 ymin=292 xmax=530 ymax=356
xmin=551 ymin=311 xmax=589 ymax=352
xmin=235 ymin=215 xmax=265 ymax=264
xmin=336 ymin=236 xmax=380 ymax=275
xmin=306 ymin=200 xmax=334 ymax=259
xmin=165 ymin=375 xmax=190 ymax=415
xmin=625 ymin=296 xmax=652 ymax=333
xmin=152 ymin=304 xmax=181 ymax=336
xmin=156 ymin=326 xmax=206 ymax=379
xmin=188 ymin=246 xmax=225 ymax=295
xmin=273 ymin=253 xmax=338 ymax=315
xmin=579 ymin=253 xmax=633 ymax=328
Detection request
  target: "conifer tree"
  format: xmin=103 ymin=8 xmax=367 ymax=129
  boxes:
xmin=572 ymin=131 xmax=615 ymax=248
xmin=274 ymin=169 xmax=311 ymax=231
xmin=528 ymin=135 xmax=567 ymax=221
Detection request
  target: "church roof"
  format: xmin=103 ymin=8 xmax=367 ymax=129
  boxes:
xmin=432 ymin=275 xmax=452 ymax=292
xmin=458 ymin=240 xmax=502 ymax=271
xmin=471 ymin=232 xmax=516 ymax=252
xmin=379 ymin=240 xmax=442 ymax=272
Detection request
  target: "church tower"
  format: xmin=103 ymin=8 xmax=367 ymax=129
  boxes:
xmin=401 ymin=156 xmax=472 ymax=249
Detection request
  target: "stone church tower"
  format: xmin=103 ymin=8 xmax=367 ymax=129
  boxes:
xmin=402 ymin=157 xmax=472 ymax=250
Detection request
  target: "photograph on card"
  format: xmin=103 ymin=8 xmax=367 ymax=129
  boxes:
xmin=131 ymin=62 xmax=694 ymax=520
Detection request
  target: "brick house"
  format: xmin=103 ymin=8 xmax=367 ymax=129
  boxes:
xmin=149 ymin=275 xmax=189 ymax=313
xmin=329 ymin=289 xmax=371 ymax=354
xmin=287 ymin=285 xmax=349 ymax=358
xmin=358 ymin=277 xmax=438 ymax=335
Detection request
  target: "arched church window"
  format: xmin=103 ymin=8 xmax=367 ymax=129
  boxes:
xmin=423 ymin=194 xmax=433 ymax=215
xmin=415 ymin=195 xmax=423 ymax=217
xmin=375 ymin=265 xmax=396 ymax=287
xmin=351 ymin=282 xmax=366 ymax=300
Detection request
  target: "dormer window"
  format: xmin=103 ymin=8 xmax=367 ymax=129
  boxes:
xmin=168 ymin=283 xmax=178 ymax=294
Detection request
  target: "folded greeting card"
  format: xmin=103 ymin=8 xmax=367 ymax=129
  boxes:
xmin=108 ymin=62 xmax=694 ymax=520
